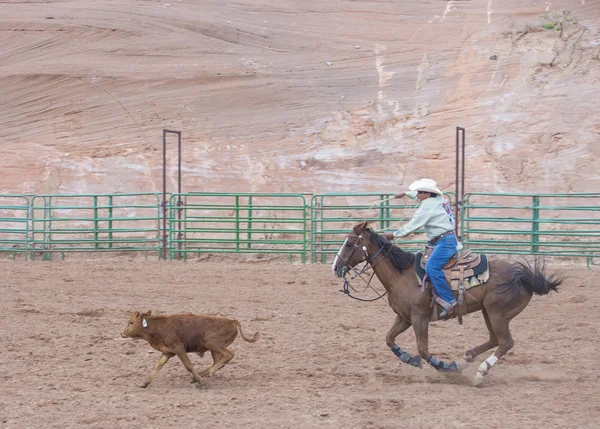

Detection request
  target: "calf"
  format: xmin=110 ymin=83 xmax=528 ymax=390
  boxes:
xmin=121 ymin=310 xmax=259 ymax=388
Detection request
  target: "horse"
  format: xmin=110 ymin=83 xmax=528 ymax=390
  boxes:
xmin=331 ymin=221 xmax=562 ymax=386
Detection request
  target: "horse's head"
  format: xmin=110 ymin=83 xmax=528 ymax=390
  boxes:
xmin=331 ymin=221 xmax=371 ymax=278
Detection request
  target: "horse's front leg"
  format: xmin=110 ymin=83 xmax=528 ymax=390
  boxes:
xmin=412 ymin=315 xmax=460 ymax=372
xmin=387 ymin=315 xmax=421 ymax=368
xmin=386 ymin=315 xmax=411 ymax=348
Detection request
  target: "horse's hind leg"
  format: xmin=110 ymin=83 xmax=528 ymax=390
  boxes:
xmin=457 ymin=308 xmax=498 ymax=370
xmin=473 ymin=313 xmax=515 ymax=386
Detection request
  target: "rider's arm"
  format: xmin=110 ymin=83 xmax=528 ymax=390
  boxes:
xmin=394 ymin=190 xmax=418 ymax=200
xmin=392 ymin=204 xmax=432 ymax=238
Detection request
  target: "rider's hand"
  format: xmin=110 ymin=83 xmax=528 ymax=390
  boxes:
xmin=394 ymin=192 xmax=406 ymax=199
xmin=383 ymin=232 xmax=395 ymax=240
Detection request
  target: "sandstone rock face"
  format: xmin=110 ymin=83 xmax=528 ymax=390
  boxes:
xmin=1 ymin=1 xmax=598 ymax=196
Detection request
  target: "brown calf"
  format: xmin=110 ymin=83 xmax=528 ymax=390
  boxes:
xmin=121 ymin=310 xmax=259 ymax=388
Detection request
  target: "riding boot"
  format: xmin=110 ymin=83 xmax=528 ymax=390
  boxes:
xmin=436 ymin=297 xmax=457 ymax=318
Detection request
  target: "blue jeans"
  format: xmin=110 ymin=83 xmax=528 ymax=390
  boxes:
xmin=425 ymin=233 xmax=458 ymax=305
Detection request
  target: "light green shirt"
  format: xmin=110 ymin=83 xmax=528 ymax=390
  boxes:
xmin=392 ymin=191 xmax=454 ymax=240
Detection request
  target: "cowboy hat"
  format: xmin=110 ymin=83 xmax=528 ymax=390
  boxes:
xmin=409 ymin=178 xmax=443 ymax=196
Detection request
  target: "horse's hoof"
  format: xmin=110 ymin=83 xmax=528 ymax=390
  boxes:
xmin=138 ymin=382 xmax=149 ymax=389
xmin=473 ymin=372 xmax=485 ymax=387
xmin=410 ymin=355 xmax=423 ymax=369
xmin=456 ymin=358 xmax=470 ymax=371
xmin=196 ymin=383 xmax=208 ymax=390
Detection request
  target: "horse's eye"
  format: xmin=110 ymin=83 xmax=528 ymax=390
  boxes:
xmin=345 ymin=242 xmax=352 ymax=247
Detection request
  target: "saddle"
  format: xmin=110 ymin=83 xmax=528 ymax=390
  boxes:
xmin=415 ymin=247 xmax=489 ymax=290
xmin=415 ymin=247 xmax=490 ymax=324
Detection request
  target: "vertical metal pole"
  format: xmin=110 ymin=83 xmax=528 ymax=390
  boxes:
xmin=108 ymin=195 xmax=113 ymax=249
xmin=44 ymin=197 xmax=52 ymax=261
xmin=320 ymin=197 xmax=326 ymax=264
xmin=379 ymin=195 xmax=385 ymax=231
xmin=247 ymin=196 xmax=253 ymax=249
xmin=455 ymin=127 xmax=466 ymax=239
xmin=162 ymin=130 xmax=167 ymax=260
xmin=178 ymin=133 xmax=182 ymax=196
xmin=161 ymin=129 xmax=182 ymax=260
xmin=302 ymin=200 xmax=307 ymax=264
xmin=235 ymin=195 xmax=240 ymax=252
xmin=455 ymin=128 xmax=460 ymax=236
xmin=532 ymin=195 xmax=540 ymax=254
xmin=182 ymin=196 xmax=187 ymax=261
xmin=385 ymin=196 xmax=391 ymax=230
xmin=461 ymin=128 xmax=466 ymax=203
xmin=177 ymin=132 xmax=183 ymax=259
xmin=93 ymin=196 xmax=99 ymax=251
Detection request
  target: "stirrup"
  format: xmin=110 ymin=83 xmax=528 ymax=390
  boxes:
xmin=439 ymin=307 xmax=453 ymax=318
xmin=437 ymin=299 xmax=457 ymax=318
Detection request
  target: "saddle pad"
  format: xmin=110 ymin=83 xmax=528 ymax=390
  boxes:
xmin=415 ymin=253 xmax=489 ymax=291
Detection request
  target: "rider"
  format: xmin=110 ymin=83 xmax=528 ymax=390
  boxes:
xmin=382 ymin=178 xmax=459 ymax=317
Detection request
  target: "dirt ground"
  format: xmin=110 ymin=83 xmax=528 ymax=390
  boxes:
xmin=0 ymin=257 xmax=598 ymax=429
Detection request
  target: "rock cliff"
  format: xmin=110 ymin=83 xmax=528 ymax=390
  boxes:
xmin=1 ymin=1 xmax=598 ymax=195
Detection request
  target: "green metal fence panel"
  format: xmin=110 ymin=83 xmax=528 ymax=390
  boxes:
xmin=309 ymin=193 xmax=456 ymax=264
xmin=29 ymin=193 xmax=162 ymax=260
xmin=1 ymin=191 xmax=598 ymax=264
xmin=461 ymin=193 xmax=600 ymax=264
xmin=168 ymin=193 xmax=308 ymax=263
xmin=0 ymin=195 xmax=30 ymax=259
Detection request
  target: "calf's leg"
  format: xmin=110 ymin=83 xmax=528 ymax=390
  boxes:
xmin=176 ymin=351 xmax=205 ymax=386
xmin=198 ymin=350 xmax=222 ymax=377
xmin=205 ymin=347 xmax=234 ymax=376
xmin=140 ymin=352 xmax=173 ymax=388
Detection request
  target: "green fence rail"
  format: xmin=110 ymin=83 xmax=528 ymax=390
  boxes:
xmin=167 ymin=193 xmax=308 ymax=263
xmin=0 ymin=195 xmax=30 ymax=259
xmin=461 ymin=192 xmax=600 ymax=268
xmin=29 ymin=193 xmax=162 ymax=260
xmin=0 ymin=192 xmax=598 ymax=265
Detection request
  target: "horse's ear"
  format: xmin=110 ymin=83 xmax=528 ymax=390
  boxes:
xmin=354 ymin=221 xmax=369 ymax=233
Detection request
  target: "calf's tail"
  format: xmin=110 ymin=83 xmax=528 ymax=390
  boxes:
xmin=234 ymin=320 xmax=260 ymax=343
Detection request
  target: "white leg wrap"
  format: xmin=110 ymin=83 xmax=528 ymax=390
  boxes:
xmin=478 ymin=354 xmax=498 ymax=373
xmin=473 ymin=353 xmax=498 ymax=386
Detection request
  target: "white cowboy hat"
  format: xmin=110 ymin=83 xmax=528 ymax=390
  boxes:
xmin=409 ymin=178 xmax=443 ymax=196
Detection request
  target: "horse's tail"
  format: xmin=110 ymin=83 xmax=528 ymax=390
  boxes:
xmin=234 ymin=320 xmax=260 ymax=343
xmin=497 ymin=260 xmax=562 ymax=303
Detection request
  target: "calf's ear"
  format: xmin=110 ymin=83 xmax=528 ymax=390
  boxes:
xmin=134 ymin=311 xmax=140 ymax=318
xmin=146 ymin=310 xmax=152 ymax=316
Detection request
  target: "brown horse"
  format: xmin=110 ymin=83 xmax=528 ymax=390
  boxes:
xmin=331 ymin=221 xmax=561 ymax=386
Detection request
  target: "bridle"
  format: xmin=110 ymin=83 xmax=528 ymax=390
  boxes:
xmin=335 ymin=233 xmax=390 ymax=302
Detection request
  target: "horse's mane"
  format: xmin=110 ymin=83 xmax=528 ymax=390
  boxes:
xmin=365 ymin=227 xmax=415 ymax=272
